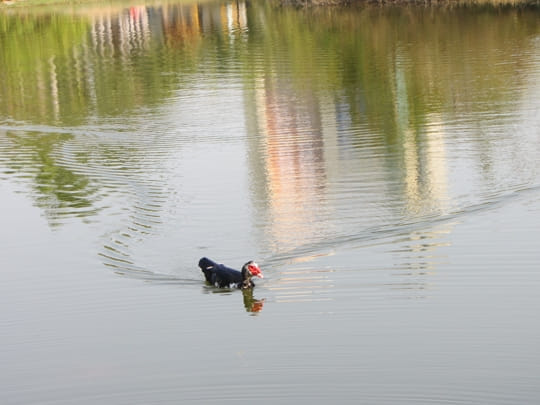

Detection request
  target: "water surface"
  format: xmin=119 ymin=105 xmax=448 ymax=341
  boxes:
xmin=1 ymin=1 xmax=540 ymax=403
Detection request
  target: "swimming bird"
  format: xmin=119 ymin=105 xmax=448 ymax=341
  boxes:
xmin=199 ymin=257 xmax=263 ymax=289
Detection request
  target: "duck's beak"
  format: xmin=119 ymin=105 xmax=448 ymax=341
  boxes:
xmin=248 ymin=263 xmax=263 ymax=278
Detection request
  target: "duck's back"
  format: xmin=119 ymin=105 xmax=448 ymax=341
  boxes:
xmin=199 ymin=257 xmax=243 ymax=287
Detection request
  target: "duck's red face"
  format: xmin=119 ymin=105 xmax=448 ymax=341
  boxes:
xmin=248 ymin=263 xmax=263 ymax=278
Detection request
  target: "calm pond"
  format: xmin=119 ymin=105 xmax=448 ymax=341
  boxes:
xmin=1 ymin=1 xmax=539 ymax=403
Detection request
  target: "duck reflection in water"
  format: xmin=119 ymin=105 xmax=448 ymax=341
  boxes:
xmin=204 ymin=286 xmax=265 ymax=313
xmin=242 ymin=289 xmax=265 ymax=313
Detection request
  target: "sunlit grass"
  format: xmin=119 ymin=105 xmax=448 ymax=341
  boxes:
xmin=280 ymin=0 xmax=538 ymax=5
xmin=0 ymin=0 xmax=88 ymax=7
xmin=436 ymin=0 xmax=537 ymax=4
xmin=2 ymin=0 xmax=538 ymax=7
xmin=0 ymin=0 xmax=212 ymax=10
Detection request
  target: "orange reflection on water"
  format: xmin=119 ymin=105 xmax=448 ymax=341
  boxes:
xmin=254 ymin=75 xmax=329 ymax=250
xmin=242 ymin=289 xmax=265 ymax=313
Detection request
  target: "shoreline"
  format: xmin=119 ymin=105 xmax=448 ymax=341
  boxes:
xmin=277 ymin=0 xmax=539 ymax=6
xmin=1 ymin=0 xmax=538 ymax=9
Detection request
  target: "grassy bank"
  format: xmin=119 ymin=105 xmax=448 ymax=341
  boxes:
xmin=2 ymin=0 xmax=539 ymax=6
xmin=279 ymin=0 xmax=539 ymax=6
xmin=0 ymin=0 xmax=206 ymax=9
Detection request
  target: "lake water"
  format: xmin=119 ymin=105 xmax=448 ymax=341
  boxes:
xmin=1 ymin=1 xmax=540 ymax=403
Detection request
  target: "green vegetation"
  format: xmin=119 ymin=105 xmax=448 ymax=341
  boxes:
xmin=277 ymin=0 xmax=539 ymax=6
xmin=0 ymin=0 xmax=210 ymax=9
xmin=243 ymin=2 xmax=538 ymax=144
xmin=0 ymin=13 xmax=89 ymax=124
xmin=1 ymin=0 xmax=537 ymax=127
xmin=2 ymin=0 xmax=537 ymax=9
xmin=0 ymin=0 xmax=538 ymax=222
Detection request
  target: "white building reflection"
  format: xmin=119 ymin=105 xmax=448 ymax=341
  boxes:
xmin=246 ymin=45 xmax=457 ymax=299
xmin=253 ymin=75 xmax=327 ymax=249
xmin=3 ymin=1 xmax=476 ymax=295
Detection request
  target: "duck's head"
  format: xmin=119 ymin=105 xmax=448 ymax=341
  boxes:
xmin=241 ymin=261 xmax=263 ymax=287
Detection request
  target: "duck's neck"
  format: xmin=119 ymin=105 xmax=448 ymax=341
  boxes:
xmin=241 ymin=270 xmax=253 ymax=289
xmin=241 ymin=277 xmax=252 ymax=289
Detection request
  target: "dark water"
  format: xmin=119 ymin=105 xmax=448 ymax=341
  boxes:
xmin=1 ymin=1 xmax=540 ymax=403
